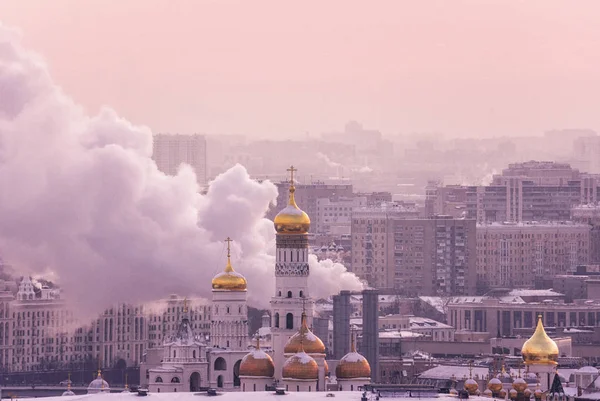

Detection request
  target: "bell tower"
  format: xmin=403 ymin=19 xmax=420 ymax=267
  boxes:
xmin=270 ymin=166 xmax=315 ymax=379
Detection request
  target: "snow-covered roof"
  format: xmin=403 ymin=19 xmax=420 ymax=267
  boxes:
xmin=508 ymin=289 xmax=563 ymax=297
xmin=420 ymin=295 xmax=529 ymax=311
xmin=577 ymin=366 xmax=599 ymax=374
xmin=409 ymin=316 xmax=453 ymax=329
xmin=419 ymin=365 xmax=489 ymax=380
xmin=379 ymin=331 xmax=424 ymax=339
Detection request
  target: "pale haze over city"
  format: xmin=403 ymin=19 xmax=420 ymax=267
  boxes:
xmin=2 ymin=1 xmax=600 ymax=137
xmin=1 ymin=2 xmax=600 ymax=399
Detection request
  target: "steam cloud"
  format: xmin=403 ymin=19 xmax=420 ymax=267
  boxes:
xmin=0 ymin=24 xmax=363 ymax=319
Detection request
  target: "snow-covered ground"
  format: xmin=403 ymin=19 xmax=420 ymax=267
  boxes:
xmin=49 ymin=391 xmax=492 ymax=401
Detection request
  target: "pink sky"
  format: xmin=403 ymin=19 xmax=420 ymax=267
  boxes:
xmin=1 ymin=0 xmax=599 ymax=138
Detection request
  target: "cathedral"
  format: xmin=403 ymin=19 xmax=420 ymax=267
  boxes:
xmin=140 ymin=166 xmax=370 ymax=393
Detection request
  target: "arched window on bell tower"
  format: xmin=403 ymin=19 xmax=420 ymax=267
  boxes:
xmin=286 ymin=313 xmax=294 ymax=329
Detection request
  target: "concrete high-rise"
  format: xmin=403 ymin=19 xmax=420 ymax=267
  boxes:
xmin=477 ymin=222 xmax=590 ymax=290
xmin=152 ymin=134 xmax=207 ymax=187
xmin=332 ymin=291 xmax=352 ymax=359
xmin=428 ymin=161 xmax=600 ymax=224
xmin=351 ymin=212 xmax=476 ymax=295
xmin=361 ymin=289 xmax=379 ymax=382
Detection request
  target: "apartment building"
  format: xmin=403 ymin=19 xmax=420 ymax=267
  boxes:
xmin=572 ymin=204 xmax=600 ymax=263
xmin=429 ymin=162 xmax=600 ymax=224
xmin=3 ymin=278 xmax=211 ymax=372
xmin=351 ymin=209 xmax=476 ymax=296
xmin=476 ymin=222 xmax=590 ymax=290
xmin=152 ymin=134 xmax=207 ymax=187
xmin=350 ymin=204 xmax=419 ymax=288
xmin=315 ymin=196 xmax=366 ymax=235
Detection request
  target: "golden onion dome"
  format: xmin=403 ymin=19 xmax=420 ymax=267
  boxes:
xmin=488 ymin=377 xmax=503 ymax=393
xmin=282 ymin=351 xmax=319 ymax=380
xmin=509 ymin=389 xmax=518 ymax=399
xmin=499 ymin=389 xmax=507 ymax=399
xmin=284 ymin=312 xmax=326 ymax=354
xmin=522 ymin=316 xmax=558 ymax=366
xmin=239 ymin=338 xmax=275 ymax=378
xmin=211 ymin=238 xmax=247 ymax=291
xmin=336 ymin=336 xmax=371 ymax=379
xmin=464 ymin=378 xmax=479 ymax=395
xmin=513 ymin=377 xmax=528 ymax=393
xmin=273 ymin=167 xmax=310 ymax=235
xmin=483 ymin=389 xmax=493 ymax=397
xmin=524 ymin=388 xmax=532 ymax=398
xmin=534 ymin=388 xmax=543 ymax=399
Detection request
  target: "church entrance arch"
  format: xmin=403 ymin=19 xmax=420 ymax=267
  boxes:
xmin=189 ymin=372 xmax=201 ymax=391
xmin=233 ymin=360 xmax=242 ymax=387
xmin=217 ymin=375 xmax=224 ymax=388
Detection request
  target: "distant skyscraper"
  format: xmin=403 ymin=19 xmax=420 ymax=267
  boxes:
xmin=152 ymin=134 xmax=207 ymax=187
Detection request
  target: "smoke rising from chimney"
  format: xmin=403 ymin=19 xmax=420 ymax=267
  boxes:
xmin=0 ymin=24 xmax=363 ymax=319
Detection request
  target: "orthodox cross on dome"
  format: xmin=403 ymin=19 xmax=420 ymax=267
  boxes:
xmin=468 ymin=360 xmax=473 ymax=378
xmin=224 ymin=237 xmax=233 ymax=258
xmin=287 ymin=165 xmax=297 ymax=186
xmin=183 ymin=297 xmax=188 ymax=313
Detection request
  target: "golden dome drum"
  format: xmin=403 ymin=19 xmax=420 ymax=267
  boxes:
xmin=487 ymin=377 xmax=503 ymax=393
xmin=282 ymin=351 xmax=319 ymax=380
xmin=512 ymin=377 xmax=528 ymax=393
xmin=273 ymin=185 xmax=310 ymax=234
xmin=211 ymin=256 xmax=247 ymax=291
xmin=284 ymin=312 xmax=326 ymax=354
xmin=464 ymin=378 xmax=478 ymax=395
xmin=336 ymin=336 xmax=371 ymax=379
xmin=239 ymin=349 xmax=275 ymax=378
xmin=521 ymin=316 xmax=558 ymax=365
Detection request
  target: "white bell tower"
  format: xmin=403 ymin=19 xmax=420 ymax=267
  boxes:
xmin=270 ymin=166 xmax=315 ymax=380
xmin=210 ymin=237 xmax=249 ymax=351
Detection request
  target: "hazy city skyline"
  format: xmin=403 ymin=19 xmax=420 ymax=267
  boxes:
xmin=1 ymin=0 xmax=600 ymax=138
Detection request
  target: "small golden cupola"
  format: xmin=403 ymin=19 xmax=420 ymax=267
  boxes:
xmin=464 ymin=363 xmax=479 ymax=395
xmin=273 ymin=166 xmax=310 ymax=235
xmin=284 ymin=311 xmax=326 ymax=354
xmin=239 ymin=337 xmax=275 ymax=378
xmin=335 ymin=332 xmax=371 ymax=379
xmin=521 ymin=316 xmax=559 ymax=365
xmin=211 ymin=237 xmax=247 ymax=291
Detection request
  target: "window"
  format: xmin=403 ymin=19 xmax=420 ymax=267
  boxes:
xmin=155 ymin=377 xmax=163 ymax=383
xmin=274 ymin=313 xmax=280 ymax=328
xmin=171 ymin=377 xmax=180 ymax=383
xmin=287 ymin=291 xmax=292 ymax=298
xmin=286 ymin=313 xmax=294 ymax=329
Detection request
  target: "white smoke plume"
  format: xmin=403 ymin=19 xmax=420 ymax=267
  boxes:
xmin=0 ymin=24 xmax=363 ymax=319
xmin=316 ymin=152 xmax=342 ymax=168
